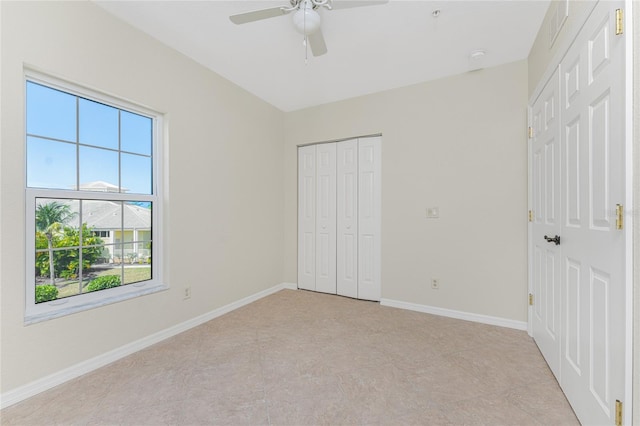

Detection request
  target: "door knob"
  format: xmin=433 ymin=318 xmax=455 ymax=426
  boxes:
xmin=544 ymin=235 xmax=561 ymax=245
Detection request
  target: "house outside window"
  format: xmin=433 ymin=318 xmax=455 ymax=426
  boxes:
xmin=25 ymin=71 xmax=165 ymax=323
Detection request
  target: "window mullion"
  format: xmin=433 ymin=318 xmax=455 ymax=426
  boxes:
xmin=79 ymin=200 xmax=83 ymax=294
xmin=120 ymin=201 xmax=125 ymax=286
xmin=118 ymin=110 xmax=122 ymax=194
xmin=76 ymin=96 xmax=80 ymax=191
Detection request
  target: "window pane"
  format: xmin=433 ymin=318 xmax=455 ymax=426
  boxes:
xmin=35 ymin=248 xmax=81 ymax=302
xmin=79 ymin=146 xmax=118 ymax=190
xmin=89 ymin=245 xmax=113 ymax=265
xmin=79 ymin=98 xmax=118 ymax=149
xmin=137 ymin=237 xmax=152 ymax=264
xmin=35 ymin=199 xmax=80 ymax=249
xmin=137 ymin=229 xmax=152 ymax=243
xmin=82 ymin=199 xmax=122 ymax=232
xmin=26 ymin=82 xmax=76 ymax=142
xmin=122 ymin=243 xmax=136 ymax=264
xmin=123 ymin=202 xmax=152 ymax=265
xmin=27 ymin=137 xmax=76 ymax=190
xmin=105 ymin=245 xmax=125 ymax=288
xmin=121 ymin=111 xmax=152 ymax=155
xmin=122 ymin=243 xmax=151 ymax=284
xmin=110 ymin=244 xmax=124 ymax=266
xmin=82 ymin=237 xmax=108 ymax=267
xmin=124 ymin=265 xmax=151 ymax=285
xmin=82 ymin=244 xmax=122 ymax=293
xmin=123 ymin=202 xmax=151 ymax=233
xmin=121 ymin=153 xmax=151 ymax=194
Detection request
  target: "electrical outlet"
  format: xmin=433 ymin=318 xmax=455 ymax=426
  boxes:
xmin=431 ymin=278 xmax=440 ymax=289
xmin=183 ymin=286 xmax=191 ymax=300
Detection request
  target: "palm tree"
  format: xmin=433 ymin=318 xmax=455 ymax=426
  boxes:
xmin=35 ymin=201 xmax=75 ymax=285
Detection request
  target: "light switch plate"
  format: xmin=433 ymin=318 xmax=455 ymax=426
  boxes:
xmin=426 ymin=207 xmax=439 ymax=218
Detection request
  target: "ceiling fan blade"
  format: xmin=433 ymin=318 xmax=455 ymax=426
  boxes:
xmin=229 ymin=7 xmax=289 ymax=25
xmin=329 ymin=0 xmax=388 ymax=10
xmin=308 ymin=30 xmax=328 ymax=57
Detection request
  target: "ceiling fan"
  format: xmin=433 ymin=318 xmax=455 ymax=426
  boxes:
xmin=229 ymin=0 xmax=388 ymax=57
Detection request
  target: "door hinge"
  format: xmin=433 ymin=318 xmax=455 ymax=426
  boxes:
xmin=528 ymin=126 xmax=533 ymax=139
xmin=529 ymin=293 xmax=534 ymax=306
xmin=616 ymin=9 xmax=624 ymax=35
xmin=616 ymin=204 xmax=624 ymax=230
xmin=615 ymin=400 xmax=622 ymax=426
xmin=528 ymin=210 xmax=534 ymax=222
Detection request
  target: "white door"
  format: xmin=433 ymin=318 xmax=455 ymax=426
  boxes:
xmin=298 ymin=137 xmax=381 ymax=301
xmin=315 ymin=143 xmax=337 ymax=294
xmin=337 ymin=139 xmax=359 ymax=298
xmin=358 ymin=137 xmax=381 ymax=301
xmin=558 ymin=2 xmax=626 ymax=424
xmin=298 ymin=145 xmax=316 ymax=291
xmin=531 ymin=67 xmax=562 ymax=379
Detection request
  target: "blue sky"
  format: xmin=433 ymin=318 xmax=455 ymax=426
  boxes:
xmin=26 ymin=81 xmax=152 ymax=194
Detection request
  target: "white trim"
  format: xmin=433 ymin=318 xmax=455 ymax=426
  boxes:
xmin=527 ymin=104 xmax=533 ymax=337
xmin=281 ymin=282 xmax=298 ymax=290
xmin=0 ymin=283 xmax=296 ymax=409
xmin=25 ymin=283 xmax=169 ymax=325
xmin=623 ymin=1 xmax=635 ymax=424
xmin=380 ymin=298 xmax=528 ymax=331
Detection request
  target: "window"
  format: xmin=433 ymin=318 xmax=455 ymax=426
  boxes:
xmin=25 ymin=71 xmax=165 ymax=323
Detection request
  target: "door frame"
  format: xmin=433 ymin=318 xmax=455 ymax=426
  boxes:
xmin=527 ymin=1 xmax=635 ymax=423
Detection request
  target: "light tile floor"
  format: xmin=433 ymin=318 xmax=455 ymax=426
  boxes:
xmin=1 ymin=289 xmax=580 ymax=425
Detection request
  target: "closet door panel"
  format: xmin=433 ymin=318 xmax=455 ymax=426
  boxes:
xmin=358 ymin=137 xmax=381 ymax=301
xmin=337 ymin=139 xmax=358 ymax=298
xmin=530 ymin=66 xmax=562 ymax=379
xmin=557 ymin=2 xmax=626 ymax=423
xmin=298 ymin=145 xmax=316 ymax=291
xmin=315 ymin=143 xmax=337 ymax=294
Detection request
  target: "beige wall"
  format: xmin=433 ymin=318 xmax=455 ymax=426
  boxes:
xmin=0 ymin=1 xmax=284 ymax=393
xmin=528 ymin=0 xmax=597 ymax=97
xmin=283 ymin=60 xmax=529 ymax=322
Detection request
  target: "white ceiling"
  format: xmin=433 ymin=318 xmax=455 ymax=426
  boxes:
xmin=95 ymin=0 xmax=549 ymax=112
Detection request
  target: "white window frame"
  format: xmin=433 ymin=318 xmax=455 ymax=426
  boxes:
xmin=24 ymin=70 xmax=166 ymax=324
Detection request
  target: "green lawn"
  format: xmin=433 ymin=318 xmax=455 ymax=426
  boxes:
xmin=54 ymin=266 xmax=151 ymax=299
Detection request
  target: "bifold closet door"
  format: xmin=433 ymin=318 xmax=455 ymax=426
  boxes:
xmin=298 ymin=137 xmax=380 ymax=301
xmin=358 ymin=137 xmax=381 ymax=301
xmin=336 ymin=139 xmax=358 ymax=298
xmin=297 ymin=145 xmax=316 ymax=291
xmin=315 ymin=143 xmax=337 ymax=294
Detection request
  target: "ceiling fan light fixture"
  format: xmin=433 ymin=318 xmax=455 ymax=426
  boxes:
xmin=292 ymin=7 xmax=321 ymax=35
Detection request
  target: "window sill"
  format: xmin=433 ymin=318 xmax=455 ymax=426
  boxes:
xmin=24 ymin=283 xmax=169 ymax=325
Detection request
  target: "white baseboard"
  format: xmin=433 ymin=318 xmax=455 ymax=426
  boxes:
xmin=281 ymin=282 xmax=298 ymax=290
xmin=380 ymin=298 xmax=528 ymax=331
xmin=0 ymin=283 xmax=296 ymax=410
